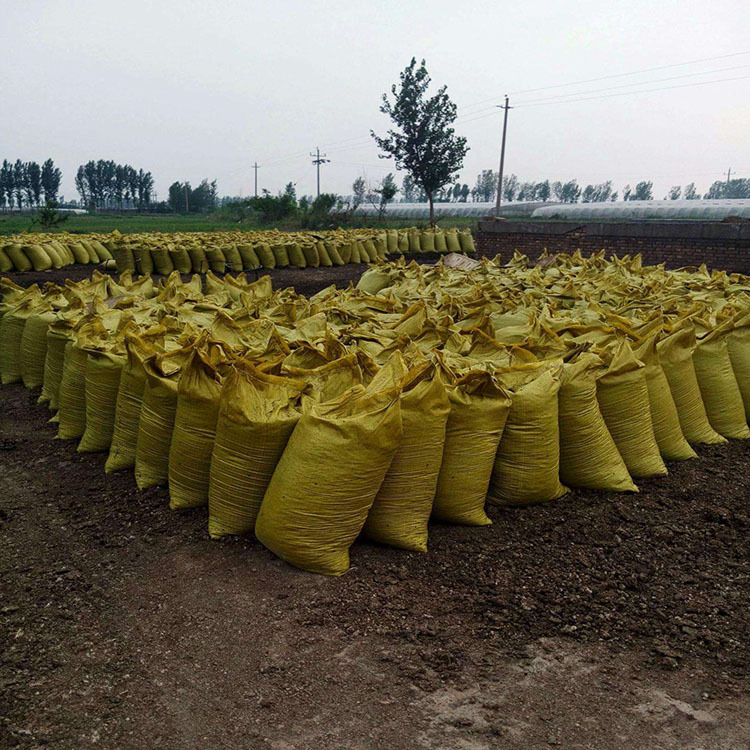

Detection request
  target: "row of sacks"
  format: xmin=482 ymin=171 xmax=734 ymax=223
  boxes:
xmin=0 ymin=235 xmax=114 ymax=272
xmin=108 ymin=227 xmax=476 ymax=275
xmin=2 ymin=253 xmax=750 ymax=573
xmin=0 ymin=226 xmax=476 ymax=275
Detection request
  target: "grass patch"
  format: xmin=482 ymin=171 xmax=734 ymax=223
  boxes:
xmin=0 ymin=212 xmax=480 ymax=236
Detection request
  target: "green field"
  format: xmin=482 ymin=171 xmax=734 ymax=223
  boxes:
xmin=0 ymin=212 xmax=479 ymax=236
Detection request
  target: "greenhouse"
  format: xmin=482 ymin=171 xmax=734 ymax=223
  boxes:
xmin=531 ymin=199 xmax=750 ymax=221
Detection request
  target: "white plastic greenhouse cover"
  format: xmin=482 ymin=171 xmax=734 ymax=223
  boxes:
xmin=531 ymin=199 xmax=750 ymax=221
xmin=353 ymin=201 xmax=552 ymax=218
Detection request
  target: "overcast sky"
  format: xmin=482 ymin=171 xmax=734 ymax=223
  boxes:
xmin=2 ymin=0 xmax=749 ymax=203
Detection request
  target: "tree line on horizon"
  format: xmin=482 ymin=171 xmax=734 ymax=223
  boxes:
xmin=0 ymin=159 xmax=62 ymax=210
xmin=395 ymin=171 xmax=750 ymax=204
xmin=74 ymin=160 xmax=155 ymax=210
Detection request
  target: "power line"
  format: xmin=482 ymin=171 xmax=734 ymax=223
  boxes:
xmin=513 ymin=63 xmax=750 ymax=106
xmin=455 ymin=50 xmax=750 ymax=116
xmin=517 ymin=73 xmax=750 ymax=108
xmin=510 ymin=50 xmax=750 ymax=96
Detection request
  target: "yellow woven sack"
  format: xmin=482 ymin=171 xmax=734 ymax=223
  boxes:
xmin=134 ymin=352 xmax=184 ymax=489
xmin=420 ymin=232 xmax=436 ymax=253
xmin=24 ymin=244 xmax=52 ymax=272
xmin=6 ymin=244 xmax=33 ymax=271
xmin=287 ymin=243 xmax=307 ymax=268
xmin=169 ymin=246 xmax=192 ymax=274
xmin=78 ymin=351 xmax=126 ymax=453
xmin=364 ymin=363 xmax=450 ymax=551
xmin=284 ymin=354 xmax=362 ymax=404
xmin=0 ymin=300 xmax=37 ymax=384
xmin=356 ymin=269 xmax=392 ymax=295
xmin=363 ymin=239 xmax=378 ymax=261
xmin=106 ymin=336 xmax=152 ymax=473
xmin=222 ymin=245 xmax=244 ymax=273
xmin=132 ymin=245 xmax=154 ymax=275
xmin=445 ymin=232 xmax=461 ymax=253
xmin=558 ymin=354 xmax=636 ymax=491
xmin=596 ymin=341 xmax=667 ymax=478
xmin=272 ymin=244 xmax=289 ymax=267
xmin=633 ymin=335 xmax=696 ymax=460
xmin=167 ymin=346 xmax=223 ymax=509
xmin=255 ymin=382 xmax=402 ymax=576
xmin=326 ymin=243 xmax=344 ymax=265
xmin=205 ymin=247 xmax=226 ymax=274
xmin=316 ymin=242 xmax=332 ymax=267
xmin=693 ymin=325 xmax=750 ymax=439
xmin=187 ymin=246 xmax=209 ymax=273
xmin=374 ymin=234 xmax=388 ymax=258
xmin=300 ymin=242 xmax=320 ymax=267
xmin=657 ymin=324 xmax=726 ymax=444
xmin=208 ymin=362 xmax=306 ymax=538
xmin=238 ymin=244 xmax=261 ymax=269
xmin=112 ymin=243 xmax=134 ymax=272
xmin=150 ymin=246 xmax=175 ymax=275
xmin=43 ymin=329 xmax=72 ymax=409
xmin=56 ymin=342 xmax=89 ymax=440
xmin=726 ymin=309 xmax=750 ymax=421
xmin=459 ymin=229 xmax=477 ymax=253
xmin=0 ymin=245 xmax=13 ymax=272
xmin=488 ymin=366 xmax=568 ymax=506
xmin=256 ymin=244 xmax=275 ymax=269
xmin=20 ymin=309 xmax=56 ymax=389
xmin=42 ymin=243 xmax=64 ymax=269
xmin=433 ymin=369 xmax=511 ymax=524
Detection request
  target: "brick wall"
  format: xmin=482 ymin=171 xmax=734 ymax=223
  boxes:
xmin=475 ymin=220 xmax=750 ymax=273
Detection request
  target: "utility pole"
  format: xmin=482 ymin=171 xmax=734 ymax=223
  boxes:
xmin=184 ymin=183 xmax=189 ymax=212
xmin=494 ymin=95 xmax=512 ymax=217
xmin=310 ymin=147 xmax=330 ymax=198
xmin=252 ymin=162 xmax=260 ymax=197
xmin=727 ymin=167 xmax=732 ymax=185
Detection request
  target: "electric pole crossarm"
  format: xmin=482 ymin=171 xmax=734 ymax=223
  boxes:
xmin=310 ymin=147 xmax=330 ymax=197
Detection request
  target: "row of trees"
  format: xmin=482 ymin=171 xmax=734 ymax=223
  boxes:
xmin=167 ymin=179 xmax=219 ymax=213
xmin=0 ymin=159 xmax=62 ymax=210
xmin=395 ymin=170 xmax=721 ymax=205
xmin=74 ymin=160 xmax=154 ymax=210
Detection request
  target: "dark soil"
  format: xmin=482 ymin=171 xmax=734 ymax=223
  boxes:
xmin=2 ymin=264 xmax=750 ymax=749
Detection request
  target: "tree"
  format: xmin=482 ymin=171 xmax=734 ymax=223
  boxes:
xmin=40 ymin=159 xmax=62 ymax=202
xmin=502 ymin=174 xmax=518 ymax=202
xmin=704 ymin=178 xmax=750 ymax=199
xmin=667 ymin=186 xmax=681 ymax=200
xmin=373 ymin=172 xmax=398 ymax=220
xmin=35 ymin=200 xmax=68 ymax=230
xmin=372 ymin=58 xmax=468 ymax=225
xmin=683 ymin=182 xmax=699 ymax=200
xmin=24 ymin=161 xmax=42 ymax=206
xmin=553 ymin=180 xmax=581 ymax=203
xmin=632 ymin=181 xmax=653 ymax=200
xmin=582 ymin=181 xmax=613 ymax=203
xmin=351 ymin=176 xmax=366 ymax=210
xmin=536 ymin=180 xmax=551 ymax=202
xmin=168 ymin=181 xmax=189 ymax=212
xmin=622 ymin=185 xmax=632 ymax=201
xmin=0 ymin=160 xmax=14 ymax=211
xmin=473 ymin=169 xmax=497 ymax=203
xmin=13 ymin=160 xmax=26 ymax=209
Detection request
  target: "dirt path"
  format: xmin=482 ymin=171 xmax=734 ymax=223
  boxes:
xmin=2 ymin=382 xmax=749 ymax=749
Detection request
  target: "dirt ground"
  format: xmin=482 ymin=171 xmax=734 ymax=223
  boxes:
xmin=2 ymin=263 xmax=750 ymax=749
